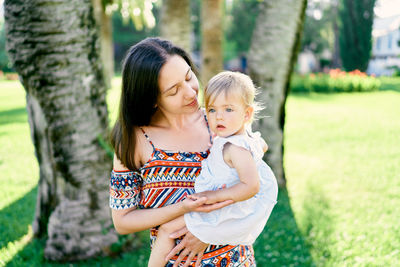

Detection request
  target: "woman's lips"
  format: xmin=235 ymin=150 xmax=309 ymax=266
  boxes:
xmin=187 ymin=99 xmax=197 ymax=106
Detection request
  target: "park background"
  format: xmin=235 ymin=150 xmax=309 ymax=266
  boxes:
xmin=1 ymin=0 xmax=399 ymax=266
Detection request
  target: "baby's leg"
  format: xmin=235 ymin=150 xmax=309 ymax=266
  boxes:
xmin=148 ymin=216 xmax=186 ymax=267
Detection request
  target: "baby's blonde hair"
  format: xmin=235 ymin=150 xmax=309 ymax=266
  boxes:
xmin=204 ymin=71 xmax=262 ymax=123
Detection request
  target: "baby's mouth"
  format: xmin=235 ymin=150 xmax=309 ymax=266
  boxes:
xmin=216 ymin=124 xmax=225 ymax=130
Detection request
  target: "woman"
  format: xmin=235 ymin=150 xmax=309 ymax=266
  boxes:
xmin=109 ymin=37 xmax=256 ymax=267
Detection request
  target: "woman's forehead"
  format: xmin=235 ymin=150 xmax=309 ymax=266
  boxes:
xmin=159 ymin=55 xmax=189 ymax=90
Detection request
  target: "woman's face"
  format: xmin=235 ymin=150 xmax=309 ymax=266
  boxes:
xmin=157 ymin=55 xmax=200 ymax=115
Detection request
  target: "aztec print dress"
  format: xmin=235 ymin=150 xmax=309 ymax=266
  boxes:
xmin=110 ymin=118 xmax=256 ymax=266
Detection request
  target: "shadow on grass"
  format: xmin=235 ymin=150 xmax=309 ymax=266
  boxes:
xmin=6 ymin=189 xmax=316 ymax=266
xmin=299 ymin=183 xmax=335 ymax=266
xmin=0 ymin=107 xmax=28 ymax=126
xmin=0 ymin=186 xmax=37 ymax=250
xmin=6 ymin=231 xmax=151 ymax=267
xmin=4 ymin=185 xmax=150 ymax=267
xmin=254 ymin=188 xmax=315 ymax=266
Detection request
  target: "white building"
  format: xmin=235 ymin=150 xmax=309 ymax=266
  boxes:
xmin=367 ymin=14 xmax=400 ymax=76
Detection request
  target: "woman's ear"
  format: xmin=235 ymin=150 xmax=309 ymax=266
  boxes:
xmin=245 ymin=106 xmax=254 ymax=122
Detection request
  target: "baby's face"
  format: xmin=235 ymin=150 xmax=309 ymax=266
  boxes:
xmin=206 ymin=92 xmax=251 ymax=138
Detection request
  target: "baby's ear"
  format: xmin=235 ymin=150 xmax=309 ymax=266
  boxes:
xmin=245 ymin=106 xmax=254 ymax=122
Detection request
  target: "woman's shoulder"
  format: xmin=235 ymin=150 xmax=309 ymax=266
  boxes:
xmin=113 ymin=126 xmax=153 ymax=171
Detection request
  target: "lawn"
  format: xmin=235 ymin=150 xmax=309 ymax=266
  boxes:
xmin=0 ymin=77 xmax=399 ymax=266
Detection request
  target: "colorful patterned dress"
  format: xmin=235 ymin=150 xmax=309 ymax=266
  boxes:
xmin=109 ymin=118 xmax=256 ymax=266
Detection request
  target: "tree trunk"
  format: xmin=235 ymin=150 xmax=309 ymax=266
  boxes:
xmin=248 ymin=0 xmax=307 ymax=188
xmin=92 ymin=0 xmax=114 ymax=89
xmin=160 ymin=0 xmax=191 ymax=52
xmin=4 ymin=0 xmax=117 ymax=261
xmin=331 ymin=0 xmax=342 ymax=69
xmin=201 ymin=0 xmax=223 ymax=85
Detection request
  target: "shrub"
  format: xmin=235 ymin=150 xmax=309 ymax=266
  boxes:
xmin=291 ymin=69 xmax=381 ymax=93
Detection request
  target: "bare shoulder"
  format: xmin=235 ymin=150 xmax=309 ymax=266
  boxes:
xmin=113 ymin=153 xmax=129 ymax=171
xmin=134 ymin=126 xmax=154 ymax=168
xmin=222 ymin=142 xmax=252 ymax=167
xmin=223 ymin=142 xmax=251 ymax=156
xmin=113 ymin=126 xmax=152 ymax=170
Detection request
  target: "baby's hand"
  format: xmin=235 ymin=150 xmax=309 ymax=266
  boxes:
xmin=181 ymin=195 xmax=207 ymax=213
xmin=192 ymin=190 xmax=220 ymax=204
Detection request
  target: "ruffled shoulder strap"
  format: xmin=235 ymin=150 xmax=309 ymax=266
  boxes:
xmin=217 ymin=135 xmax=250 ymax=151
xmin=215 ymin=134 xmax=264 ymax=160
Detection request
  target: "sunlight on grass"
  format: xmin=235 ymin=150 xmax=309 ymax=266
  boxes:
xmin=285 ymin=91 xmax=400 ymax=266
xmin=0 ymin=226 xmax=33 ymax=266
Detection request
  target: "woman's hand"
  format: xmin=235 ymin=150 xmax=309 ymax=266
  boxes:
xmin=165 ymin=227 xmax=208 ymax=267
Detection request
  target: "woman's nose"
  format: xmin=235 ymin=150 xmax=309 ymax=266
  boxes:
xmin=183 ymin=82 xmax=197 ymax=98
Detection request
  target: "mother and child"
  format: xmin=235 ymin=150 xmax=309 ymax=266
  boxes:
xmin=109 ymin=37 xmax=278 ymax=267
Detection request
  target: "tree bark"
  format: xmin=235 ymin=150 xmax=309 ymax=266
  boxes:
xmin=248 ymin=0 xmax=307 ymax=188
xmin=201 ymin=0 xmax=223 ymax=85
xmin=4 ymin=0 xmax=117 ymax=260
xmin=160 ymin=0 xmax=191 ymax=52
xmin=92 ymin=0 xmax=114 ymax=89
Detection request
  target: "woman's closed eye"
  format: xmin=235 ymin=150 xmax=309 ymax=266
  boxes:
xmin=169 ymin=87 xmax=178 ymax=96
xmin=186 ymin=71 xmax=192 ymax=81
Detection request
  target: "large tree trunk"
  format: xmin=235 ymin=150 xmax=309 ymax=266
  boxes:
xmin=201 ymin=0 xmax=223 ymax=84
xmin=160 ymin=0 xmax=191 ymax=52
xmin=4 ymin=0 xmax=117 ymax=261
xmin=93 ymin=0 xmax=114 ymax=89
xmin=248 ymin=0 xmax=307 ymax=188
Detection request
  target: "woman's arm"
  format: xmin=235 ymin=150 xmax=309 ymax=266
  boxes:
xmin=112 ymin=198 xmax=198 ymax=234
xmin=112 ymin=195 xmax=234 ymax=234
xmin=193 ymin=143 xmax=260 ymax=204
xmin=112 ymin=155 xmax=234 ymax=234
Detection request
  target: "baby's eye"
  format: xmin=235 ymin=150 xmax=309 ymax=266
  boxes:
xmin=208 ymin=108 xmax=215 ymax=113
xmin=226 ymin=108 xmax=233 ymax=112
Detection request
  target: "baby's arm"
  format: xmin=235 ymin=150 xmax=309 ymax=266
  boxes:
xmin=148 ymin=216 xmax=186 ymax=267
xmin=195 ymin=143 xmax=260 ymax=203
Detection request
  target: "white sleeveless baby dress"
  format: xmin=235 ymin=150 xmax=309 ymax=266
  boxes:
xmin=184 ymin=133 xmax=278 ymax=245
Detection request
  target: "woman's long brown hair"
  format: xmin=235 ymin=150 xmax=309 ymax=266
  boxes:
xmin=110 ymin=37 xmax=197 ymax=171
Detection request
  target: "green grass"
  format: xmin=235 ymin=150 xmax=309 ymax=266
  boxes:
xmin=1 ymin=77 xmax=400 ymax=266
xmin=285 ymin=91 xmax=400 ymax=266
xmin=377 ymin=76 xmax=400 ymax=92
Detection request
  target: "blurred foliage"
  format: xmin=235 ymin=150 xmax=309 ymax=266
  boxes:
xmin=104 ymin=0 xmax=159 ymax=31
xmin=224 ymin=0 xmax=260 ymax=61
xmin=190 ymin=0 xmax=201 ymax=52
xmin=111 ymin=6 xmax=160 ymax=72
xmin=291 ymin=69 xmax=381 ymax=93
xmin=338 ymin=0 xmax=376 ymax=72
xmin=301 ymin=0 xmax=336 ymax=56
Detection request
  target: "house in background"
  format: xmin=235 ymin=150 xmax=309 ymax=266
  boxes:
xmin=367 ymin=14 xmax=400 ymax=76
